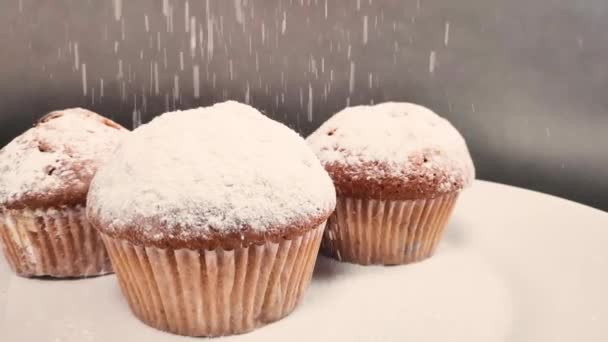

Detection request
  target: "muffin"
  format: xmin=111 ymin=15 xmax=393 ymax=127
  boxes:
xmin=307 ymin=102 xmax=474 ymax=265
xmin=0 ymin=108 xmax=127 ymax=277
xmin=86 ymin=101 xmax=335 ymax=336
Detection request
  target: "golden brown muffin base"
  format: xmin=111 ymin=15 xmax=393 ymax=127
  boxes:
xmin=101 ymin=223 xmax=325 ymax=337
xmin=321 ymin=193 xmax=458 ymax=265
xmin=0 ymin=205 xmax=112 ymax=277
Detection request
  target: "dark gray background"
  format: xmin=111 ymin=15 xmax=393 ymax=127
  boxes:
xmin=0 ymin=0 xmax=606 ymax=210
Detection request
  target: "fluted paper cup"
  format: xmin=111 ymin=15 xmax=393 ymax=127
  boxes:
xmin=321 ymin=193 xmax=459 ymax=265
xmin=0 ymin=205 xmax=113 ymax=277
xmin=101 ymin=223 xmax=325 ymax=337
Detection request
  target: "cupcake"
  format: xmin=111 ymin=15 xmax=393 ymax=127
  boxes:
xmin=86 ymin=101 xmax=335 ymax=336
xmin=307 ymin=102 xmax=474 ymax=265
xmin=0 ymin=108 xmax=127 ymax=277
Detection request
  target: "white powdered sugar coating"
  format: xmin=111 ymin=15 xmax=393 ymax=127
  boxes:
xmin=0 ymin=108 xmax=126 ymax=206
xmin=307 ymin=102 xmax=475 ymax=191
xmin=87 ymin=101 xmax=336 ymax=239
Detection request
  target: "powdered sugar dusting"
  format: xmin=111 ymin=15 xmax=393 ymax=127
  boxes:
xmin=307 ymin=102 xmax=475 ymax=192
xmin=87 ymin=101 xmax=336 ymax=240
xmin=0 ymin=108 xmax=127 ymax=207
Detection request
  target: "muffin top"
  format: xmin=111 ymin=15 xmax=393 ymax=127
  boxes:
xmin=0 ymin=108 xmax=127 ymax=209
xmin=306 ymin=102 xmax=475 ymax=200
xmin=87 ymin=101 xmax=336 ymax=249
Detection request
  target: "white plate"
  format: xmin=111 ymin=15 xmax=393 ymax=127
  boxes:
xmin=0 ymin=181 xmax=607 ymax=341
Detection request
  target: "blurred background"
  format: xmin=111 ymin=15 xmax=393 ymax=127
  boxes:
xmin=0 ymin=0 xmax=606 ymax=210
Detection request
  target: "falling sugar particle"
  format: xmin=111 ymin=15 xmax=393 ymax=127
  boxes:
xmin=324 ymin=0 xmax=328 ymax=18
xmin=307 ymin=83 xmax=313 ymax=122
xmin=149 ymin=65 xmax=155 ymax=95
xmin=245 ymin=82 xmax=250 ymax=104
xmin=417 ymin=0 xmax=421 ymax=13
xmin=471 ymin=103 xmax=476 ymax=112
xmin=429 ymin=50 xmax=437 ymax=74
xmin=229 ymin=60 xmax=234 ymax=80
xmin=190 ymin=17 xmax=197 ymax=56
xmin=185 ymin=1 xmax=190 ymax=31
xmin=368 ymin=73 xmax=373 ymax=88
xmin=234 ymin=0 xmax=244 ymax=25
xmin=145 ymin=14 xmax=149 ymax=32
xmin=154 ymin=62 xmax=159 ymax=95
xmin=167 ymin=4 xmax=174 ymax=33
xmin=545 ymin=127 xmax=551 ymax=137
xmin=577 ymin=36 xmax=584 ymax=49
xmin=162 ymin=0 xmax=169 ymax=15
xmin=444 ymin=21 xmax=450 ymax=46
xmin=363 ymin=16 xmax=368 ymax=44
xmin=118 ymin=60 xmax=123 ymax=78
xmin=74 ymin=42 xmax=79 ymax=70
xmin=282 ymin=11 xmax=287 ymax=35
xmin=173 ymin=75 xmax=180 ymax=100
xmin=179 ymin=51 xmax=184 ymax=71
xmin=100 ymin=79 xmax=104 ymax=98
xmin=207 ymin=19 xmax=214 ymax=59
xmin=121 ymin=19 xmax=126 ymax=40
xmin=81 ymin=64 xmax=87 ymax=96
xmin=198 ymin=23 xmax=204 ymax=52
xmin=261 ymin=22 xmax=266 ymax=44
xmin=357 ymin=0 xmax=361 ymax=10
xmin=18 ymin=0 xmax=23 ymax=12
xmin=113 ymin=0 xmax=122 ymax=21
xmin=349 ymin=62 xmax=356 ymax=93
xmin=193 ymin=65 xmax=200 ymax=98
xmin=132 ymin=108 xmax=141 ymax=128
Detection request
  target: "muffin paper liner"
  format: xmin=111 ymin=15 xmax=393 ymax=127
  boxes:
xmin=321 ymin=193 xmax=459 ymax=265
xmin=0 ymin=206 xmax=112 ymax=277
xmin=101 ymin=223 xmax=325 ymax=337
